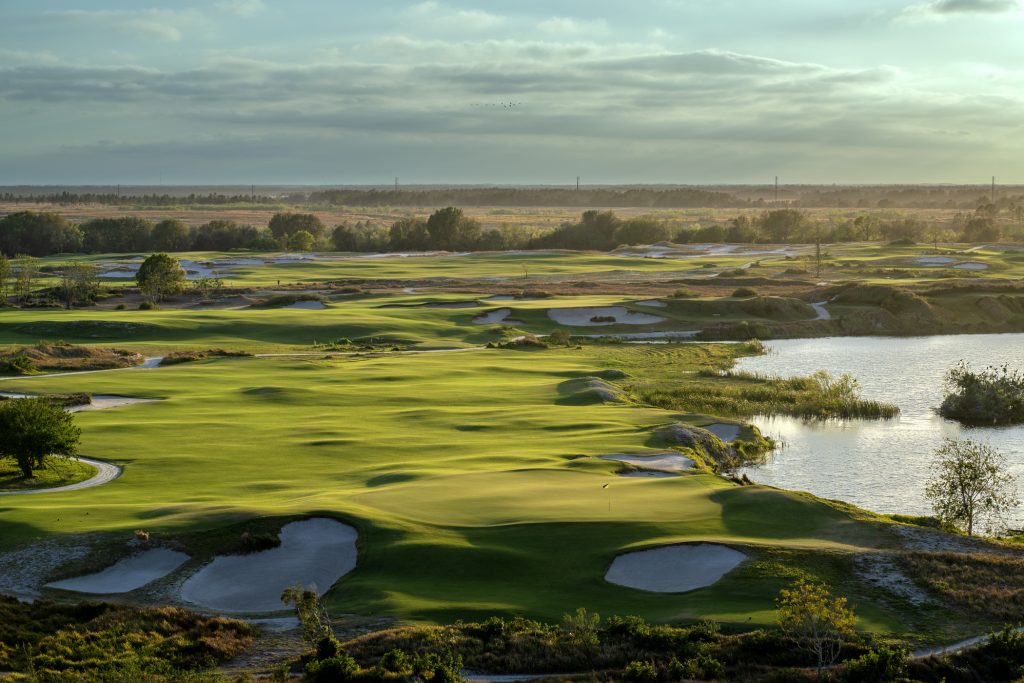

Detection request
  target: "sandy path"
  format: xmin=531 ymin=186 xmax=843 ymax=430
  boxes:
xmin=0 ymin=457 xmax=121 ymax=496
xmin=810 ymin=301 xmax=831 ymax=321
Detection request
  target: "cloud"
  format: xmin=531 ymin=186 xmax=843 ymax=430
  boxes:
xmin=1 ymin=45 xmax=1021 ymax=183
xmin=46 ymin=9 xmax=192 ymax=42
xmin=536 ymin=17 xmax=609 ymax=36
xmin=404 ymin=2 xmax=503 ymax=30
xmin=899 ymin=0 xmax=1020 ymax=19
xmin=215 ymin=0 xmax=266 ymax=16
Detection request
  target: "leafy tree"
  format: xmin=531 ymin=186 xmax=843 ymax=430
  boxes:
xmin=561 ymin=607 xmax=600 ymax=650
xmin=962 ymin=216 xmax=1001 ymax=243
xmin=13 ymin=255 xmax=37 ymax=303
xmin=0 ymin=255 xmax=10 ymax=304
xmin=192 ymin=220 xmax=259 ymax=251
xmin=759 ymin=209 xmax=806 ymax=243
xmin=136 ymin=253 xmax=187 ymax=302
xmin=0 ymin=398 xmax=81 ymax=478
xmin=925 ymin=438 xmax=1019 ymax=535
xmin=332 ymin=224 xmax=360 ymax=252
xmin=80 ymin=217 xmax=153 ymax=252
xmin=58 ymin=262 xmax=100 ymax=309
xmin=151 ymin=219 xmax=192 ymax=251
xmin=940 ymin=362 xmax=1024 ymax=425
xmin=281 ymin=586 xmax=331 ymax=646
xmin=0 ymin=211 xmax=81 ymax=256
xmin=269 ymin=213 xmax=324 ymax=239
xmin=776 ymin=579 xmax=856 ymax=675
xmin=615 ymin=218 xmax=671 ymax=245
xmin=426 ymin=206 xmax=481 ymax=251
xmin=192 ymin=277 xmax=224 ymax=301
xmin=287 ymin=230 xmax=316 ymax=251
xmin=388 ymin=217 xmax=430 ymax=251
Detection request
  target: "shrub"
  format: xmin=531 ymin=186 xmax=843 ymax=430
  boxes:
xmin=622 ymin=660 xmax=657 ymax=683
xmin=378 ymin=649 xmax=411 ymax=675
xmin=549 ymin=329 xmax=571 ymax=346
xmin=590 ymin=315 xmax=616 ymax=323
xmin=115 ymin=303 xmax=126 ymax=310
xmin=673 ymin=288 xmax=697 ymax=298
xmin=305 ymin=654 xmax=358 ymax=683
xmin=842 ymin=646 xmax=908 ymax=682
xmin=2 ymin=354 xmax=36 ymax=375
xmin=732 ymin=286 xmax=757 ymax=298
xmin=138 ymin=301 xmax=154 ymax=310
xmin=315 ymin=634 xmax=341 ymax=661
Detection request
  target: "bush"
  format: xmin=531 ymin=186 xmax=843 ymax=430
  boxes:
xmin=549 ymin=329 xmax=571 ymax=346
xmin=590 ymin=315 xmax=616 ymax=323
xmin=378 ymin=649 xmax=411 ymax=675
xmin=673 ymin=288 xmax=696 ymax=298
xmin=622 ymin=660 xmax=657 ymax=683
xmin=732 ymin=287 xmax=757 ymax=298
xmin=842 ymin=646 xmax=908 ymax=682
xmin=315 ymin=634 xmax=341 ymax=661
xmin=138 ymin=301 xmax=154 ymax=310
xmin=2 ymin=354 xmax=36 ymax=375
xmin=305 ymin=654 xmax=359 ymax=683
xmin=115 ymin=303 xmax=126 ymax=310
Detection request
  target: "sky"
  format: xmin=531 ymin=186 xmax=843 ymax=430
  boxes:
xmin=0 ymin=0 xmax=1022 ymax=185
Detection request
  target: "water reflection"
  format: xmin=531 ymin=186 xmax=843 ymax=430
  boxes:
xmin=735 ymin=334 xmax=1024 ymax=521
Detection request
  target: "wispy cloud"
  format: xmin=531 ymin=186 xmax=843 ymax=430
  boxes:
xmin=405 ymin=2 xmax=503 ymax=30
xmin=536 ymin=17 xmax=609 ymax=36
xmin=899 ymin=0 xmax=1020 ymax=20
xmin=46 ymin=9 xmax=194 ymax=42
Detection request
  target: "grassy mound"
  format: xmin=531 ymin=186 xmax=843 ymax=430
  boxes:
xmin=159 ymin=348 xmax=253 ymax=366
xmin=250 ymin=292 xmax=328 ymax=308
xmin=0 ymin=343 xmax=142 ymax=375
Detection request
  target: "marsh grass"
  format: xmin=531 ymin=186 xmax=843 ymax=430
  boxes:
xmin=899 ymin=551 xmax=1024 ymax=621
xmin=634 ymin=368 xmax=899 ymax=420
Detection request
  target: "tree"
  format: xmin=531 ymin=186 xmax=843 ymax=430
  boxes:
xmin=760 ymin=209 xmax=806 ymax=243
xmin=925 ymin=438 xmax=1019 ymax=535
xmin=269 ymin=213 xmax=324 ymax=240
xmin=0 ymin=211 xmax=81 ymax=256
xmin=388 ymin=217 xmax=430 ymax=251
xmin=192 ymin=276 xmax=224 ymax=301
xmin=13 ymin=255 xmax=37 ymax=303
xmin=58 ymin=262 xmax=101 ymax=309
xmin=777 ymin=579 xmax=856 ymax=676
xmin=0 ymin=255 xmax=10 ymax=305
xmin=0 ymin=398 xmax=81 ymax=478
xmin=288 ymin=230 xmax=316 ymax=251
xmin=962 ymin=216 xmax=1001 ymax=243
xmin=615 ymin=218 xmax=671 ymax=246
xmin=151 ymin=219 xmax=192 ymax=251
xmin=136 ymin=253 xmax=187 ymax=302
xmin=426 ymin=207 xmax=466 ymax=251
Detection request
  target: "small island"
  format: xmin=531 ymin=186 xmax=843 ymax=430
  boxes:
xmin=940 ymin=361 xmax=1024 ymax=425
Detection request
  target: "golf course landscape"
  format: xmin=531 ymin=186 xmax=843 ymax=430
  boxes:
xmin=4 ymin=201 xmax=1024 ymax=681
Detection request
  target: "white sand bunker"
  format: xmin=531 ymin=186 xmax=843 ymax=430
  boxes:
xmin=703 ymin=423 xmax=740 ymax=442
xmin=606 ymin=544 xmax=747 ymax=593
xmin=70 ymin=395 xmax=159 ymax=412
xmin=954 ymin=262 xmax=988 ymax=270
xmin=635 ymin=299 xmax=667 ymax=308
xmin=283 ymin=300 xmax=327 ymax=310
xmin=619 ymin=471 xmax=679 ymax=479
xmin=180 ymin=518 xmax=357 ymax=613
xmin=599 ymin=453 xmax=694 ymax=472
xmin=473 ymin=308 xmax=514 ymax=324
xmin=547 ymin=307 xmax=666 ymax=327
xmin=47 ymin=548 xmax=189 ymax=594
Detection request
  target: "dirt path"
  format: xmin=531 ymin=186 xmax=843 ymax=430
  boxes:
xmin=0 ymin=457 xmax=121 ymax=496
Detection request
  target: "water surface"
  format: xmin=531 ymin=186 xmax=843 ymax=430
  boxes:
xmin=735 ymin=334 xmax=1024 ymax=522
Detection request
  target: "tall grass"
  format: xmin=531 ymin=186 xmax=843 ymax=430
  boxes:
xmin=636 ymin=369 xmax=899 ymax=420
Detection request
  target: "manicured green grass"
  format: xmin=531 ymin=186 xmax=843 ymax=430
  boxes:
xmin=0 ymin=345 xmax=925 ymax=636
xmin=0 ymin=457 xmax=95 ymax=492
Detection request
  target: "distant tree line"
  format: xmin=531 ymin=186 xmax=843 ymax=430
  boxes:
xmin=0 ymin=205 xmax=1017 ymax=259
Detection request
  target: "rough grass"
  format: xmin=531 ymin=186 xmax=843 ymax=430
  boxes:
xmin=0 ymin=343 xmax=142 ymax=374
xmin=0 ymin=596 xmax=252 ymax=678
xmin=899 ymin=551 xmax=1024 ymax=622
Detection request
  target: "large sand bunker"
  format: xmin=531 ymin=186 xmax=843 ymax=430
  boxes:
xmin=605 ymin=543 xmax=747 ymax=592
xmin=47 ymin=548 xmax=189 ymax=594
xmin=180 ymin=518 xmax=357 ymax=613
xmin=599 ymin=453 xmax=694 ymax=472
xmin=547 ymin=307 xmax=666 ymax=327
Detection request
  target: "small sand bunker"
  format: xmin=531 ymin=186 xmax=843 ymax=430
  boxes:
xmin=424 ymin=301 xmax=479 ymax=309
xmin=619 ymin=471 xmax=679 ymax=479
xmin=635 ymin=299 xmax=667 ymax=308
xmin=283 ymin=300 xmax=327 ymax=310
xmin=70 ymin=395 xmax=160 ymax=412
xmin=180 ymin=518 xmax=357 ymax=613
xmin=605 ymin=543 xmax=747 ymax=593
xmin=954 ymin=262 xmax=988 ymax=270
xmin=473 ymin=308 xmax=514 ymax=325
xmin=600 ymin=453 xmax=694 ymax=472
xmin=47 ymin=548 xmax=189 ymax=594
xmin=703 ymin=423 xmax=740 ymax=442
xmin=547 ymin=307 xmax=666 ymax=327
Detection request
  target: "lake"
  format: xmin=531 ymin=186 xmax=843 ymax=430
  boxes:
xmin=735 ymin=334 xmax=1024 ymax=523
